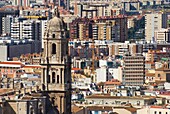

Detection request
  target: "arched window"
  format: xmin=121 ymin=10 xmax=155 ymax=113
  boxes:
xmin=57 ymin=75 xmax=59 ymax=83
xmin=52 ymin=43 xmax=56 ymax=54
xmin=52 ymin=34 xmax=55 ymax=38
xmin=52 ymin=72 xmax=55 ymax=83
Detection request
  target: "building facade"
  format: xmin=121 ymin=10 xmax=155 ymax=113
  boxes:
xmin=145 ymin=12 xmax=169 ymax=42
xmin=11 ymin=16 xmax=47 ymax=41
xmin=123 ymin=54 xmax=145 ymax=86
xmin=69 ymin=16 xmax=128 ymax=42
xmin=40 ymin=7 xmax=71 ymax=114
xmin=2 ymin=15 xmax=13 ymax=36
xmin=154 ymin=28 xmax=170 ymax=43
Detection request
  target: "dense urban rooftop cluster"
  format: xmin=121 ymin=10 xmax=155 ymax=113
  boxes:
xmin=0 ymin=0 xmax=170 ymax=114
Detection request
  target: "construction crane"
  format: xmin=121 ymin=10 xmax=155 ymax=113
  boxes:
xmin=91 ymin=39 xmax=95 ymax=82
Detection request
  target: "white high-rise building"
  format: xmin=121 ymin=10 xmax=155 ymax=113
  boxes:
xmin=11 ymin=17 xmax=47 ymax=41
xmin=41 ymin=20 xmax=47 ymax=48
xmin=145 ymin=12 xmax=168 ymax=42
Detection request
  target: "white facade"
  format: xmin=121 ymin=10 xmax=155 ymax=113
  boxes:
xmin=127 ymin=18 xmax=134 ymax=29
xmin=108 ymin=67 xmax=122 ymax=82
xmin=11 ymin=17 xmax=46 ymax=46
xmin=0 ymin=45 xmax=8 ymax=61
xmin=96 ymin=66 xmax=114 ymax=83
xmin=145 ymin=13 xmax=166 ymax=42
xmin=22 ymin=20 xmax=34 ymax=39
xmin=155 ymin=62 xmax=163 ymax=69
xmin=41 ymin=20 xmax=47 ymax=48
xmin=13 ymin=0 xmax=30 ymax=6
xmin=137 ymin=107 xmax=170 ymax=114
xmin=154 ymin=28 xmax=170 ymax=43
xmin=96 ymin=66 xmax=109 ymax=83
xmin=11 ymin=19 xmax=34 ymax=40
xmin=99 ymin=60 xmax=107 ymax=67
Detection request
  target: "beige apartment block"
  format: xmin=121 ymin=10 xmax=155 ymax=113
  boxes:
xmin=154 ymin=28 xmax=170 ymax=43
xmin=145 ymin=12 xmax=164 ymax=42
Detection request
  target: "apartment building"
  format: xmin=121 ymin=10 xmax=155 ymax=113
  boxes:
xmin=122 ymin=0 xmax=140 ymax=12
xmin=155 ymin=63 xmax=170 ymax=82
xmin=11 ymin=16 xmax=47 ymax=42
xmin=94 ymin=15 xmax=127 ymax=42
xmin=145 ymin=12 xmax=169 ymax=42
xmin=146 ymin=49 xmax=170 ymax=62
xmin=123 ymin=54 xmax=145 ymax=86
xmin=70 ymin=16 xmax=127 ymax=42
xmin=78 ymin=22 xmax=92 ymax=40
xmin=69 ymin=18 xmax=93 ymax=39
xmin=154 ymin=28 xmax=170 ymax=43
xmin=109 ymin=42 xmax=143 ymax=56
xmin=0 ymin=6 xmax=19 ymax=35
xmin=81 ymin=9 xmax=98 ymax=18
xmin=111 ymin=8 xmax=123 ymax=16
xmin=75 ymin=2 xmax=109 ymax=18
xmin=11 ymin=19 xmax=40 ymax=40
xmin=92 ymin=20 xmax=121 ymax=41
xmin=13 ymin=0 xmax=30 ymax=7
xmin=2 ymin=15 xmax=13 ymax=36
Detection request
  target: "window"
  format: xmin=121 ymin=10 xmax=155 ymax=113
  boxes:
xmin=154 ymin=111 xmax=157 ymax=114
xmin=52 ymin=43 xmax=56 ymax=54
xmin=158 ymin=74 xmax=161 ymax=77
xmin=60 ymin=69 xmax=63 ymax=84
xmin=52 ymin=72 xmax=55 ymax=83
xmin=159 ymin=112 xmax=161 ymax=114
xmin=47 ymin=75 xmax=50 ymax=83
xmin=57 ymin=75 xmax=59 ymax=83
xmin=52 ymin=34 xmax=55 ymax=38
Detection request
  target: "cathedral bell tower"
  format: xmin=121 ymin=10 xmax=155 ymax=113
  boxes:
xmin=41 ymin=7 xmax=71 ymax=114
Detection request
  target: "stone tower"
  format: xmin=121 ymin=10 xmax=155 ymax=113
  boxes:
xmin=41 ymin=6 xmax=71 ymax=114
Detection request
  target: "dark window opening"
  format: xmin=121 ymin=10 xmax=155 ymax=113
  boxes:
xmin=61 ymin=69 xmax=63 ymax=84
xmin=52 ymin=72 xmax=55 ymax=83
xmin=57 ymin=75 xmax=59 ymax=83
xmin=47 ymin=75 xmax=50 ymax=83
xmin=158 ymin=74 xmax=160 ymax=77
xmin=52 ymin=43 xmax=56 ymax=54
xmin=52 ymin=34 xmax=55 ymax=38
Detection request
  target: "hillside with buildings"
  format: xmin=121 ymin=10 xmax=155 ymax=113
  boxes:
xmin=0 ymin=0 xmax=169 ymax=114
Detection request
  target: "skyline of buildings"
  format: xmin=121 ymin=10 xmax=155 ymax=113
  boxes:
xmin=0 ymin=0 xmax=170 ymax=114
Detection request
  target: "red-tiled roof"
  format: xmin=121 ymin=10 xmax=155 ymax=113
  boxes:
xmin=145 ymin=73 xmax=155 ymax=77
xmin=150 ymin=106 xmax=163 ymax=108
xmin=23 ymin=65 xmax=41 ymax=68
xmin=105 ymin=79 xmax=121 ymax=85
xmin=0 ymin=61 xmax=22 ymax=65
xmin=72 ymin=68 xmax=81 ymax=70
